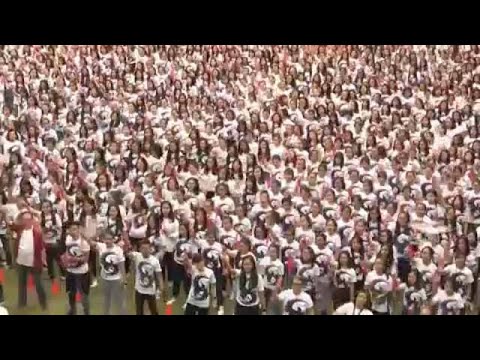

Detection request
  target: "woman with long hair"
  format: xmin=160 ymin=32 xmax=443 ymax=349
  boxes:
xmin=398 ymin=270 xmax=426 ymax=315
xmin=234 ymin=255 xmax=265 ymax=315
xmin=158 ymin=201 xmax=179 ymax=303
xmin=332 ymin=250 xmax=356 ymax=310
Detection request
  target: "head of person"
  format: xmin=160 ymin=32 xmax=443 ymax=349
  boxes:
xmin=192 ymin=253 xmax=205 ymax=271
xmin=21 ymin=211 xmax=34 ymax=229
xmin=292 ymin=275 xmax=303 ymax=295
xmin=69 ymin=222 xmax=80 ymax=239
xmin=103 ymin=231 xmax=114 ymax=247
xmin=140 ymin=240 xmax=151 ymax=258
xmin=355 ymin=291 xmax=368 ymax=309
xmin=241 ymin=255 xmax=256 ymax=274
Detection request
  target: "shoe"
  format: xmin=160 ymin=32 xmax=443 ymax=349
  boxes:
xmin=217 ymin=306 xmax=224 ymax=315
xmin=90 ymin=279 xmax=98 ymax=288
xmin=166 ymin=298 xmax=176 ymax=305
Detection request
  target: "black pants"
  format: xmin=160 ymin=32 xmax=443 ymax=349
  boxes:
xmin=89 ymin=249 xmax=97 ymax=279
xmin=66 ymin=272 xmax=90 ymax=315
xmin=0 ymin=283 xmax=4 ymax=303
xmin=0 ymin=234 xmax=12 ymax=266
xmin=161 ymin=252 xmax=174 ymax=282
xmin=17 ymin=265 xmax=47 ymax=309
xmin=172 ymin=261 xmax=191 ymax=298
xmin=372 ymin=310 xmax=389 ymax=315
xmin=214 ymin=269 xmax=225 ymax=307
xmin=135 ymin=291 xmax=158 ymax=315
xmin=45 ymin=244 xmax=65 ymax=280
xmin=185 ymin=303 xmax=209 ymax=315
xmin=354 ymin=280 xmax=365 ymax=295
xmin=333 ymin=287 xmax=350 ymax=310
xmin=235 ymin=303 xmax=260 ymax=315
xmin=397 ymin=258 xmax=411 ymax=284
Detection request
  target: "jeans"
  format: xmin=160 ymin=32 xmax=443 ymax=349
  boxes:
xmin=45 ymin=243 xmax=65 ymax=279
xmin=135 ymin=291 xmax=158 ymax=315
xmin=185 ymin=303 xmax=208 ymax=315
xmin=171 ymin=261 xmax=191 ymax=298
xmin=17 ymin=265 xmax=47 ymax=309
xmin=66 ymin=272 xmax=90 ymax=315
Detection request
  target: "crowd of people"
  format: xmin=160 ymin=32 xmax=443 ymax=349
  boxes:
xmin=0 ymin=45 xmax=479 ymax=315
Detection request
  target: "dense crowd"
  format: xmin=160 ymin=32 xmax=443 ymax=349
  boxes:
xmin=0 ymin=45 xmax=480 ymax=315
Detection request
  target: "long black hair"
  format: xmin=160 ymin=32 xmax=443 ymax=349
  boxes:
xmin=158 ymin=200 xmax=175 ymax=222
xmin=239 ymin=255 xmax=258 ymax=290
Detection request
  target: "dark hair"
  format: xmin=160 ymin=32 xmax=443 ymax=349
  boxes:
xmin=338 ymin=250 xmax=354 ymax=268
xmin=239 ymin=255 xmax=258 ymax=290
xmin=159 ymin=200 xmax=175 ymax=221
xmin=192 ymin=253 xmax=203 ymax=264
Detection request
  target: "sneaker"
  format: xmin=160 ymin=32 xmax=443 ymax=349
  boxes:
xmin=90 ymin=279 xmax=98 ymax=288
xmin=217 ymin=306 xmax=224 ymax=315
xmin=166 ymin=298 xmax=176 ymax=305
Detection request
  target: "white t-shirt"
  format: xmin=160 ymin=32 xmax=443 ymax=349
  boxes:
xmin=96 ymin=243 xmax=125 ymax=281
xmin=259 ymin=257 xmax=285 ymax=290
xmin=296 ymin=262 xmax=321 ymax=293
xmin=278 ymin=289 xmax=313 ymax=315
xmin=365 ymin=271 xmax=392 ymax=313
xmin=443 ymin=264 xmax=474 ymax=300
xmin=17 ymin=229 xmax=34 ymax=267
xmin=186 ymin=267 xmax=216 ymax=309
xmin=132 ymin=252 xmax=162 ymax=295
xmin=199 ymin=240 xmax=223 ymax=271
xmin=432 ymin=290 xmax=464 ymax=315
xmin=334 ymin=302 xmax=373 ymax=315
xmin=335 ymin=267 xmax=357 ymax=289
xmin=65 ymin=236 xmax=90 ymax=274
xmin=414 ymin=259 xmax=437 ymax=297
xmin=235 ymin=273 xmax=264 ymax=307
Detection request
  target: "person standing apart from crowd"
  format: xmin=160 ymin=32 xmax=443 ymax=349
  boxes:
xmin=184 ymin=254 xmax=216 ymax=315
xmin=12 ymin=211 xmax=47 ymax=310
xmin=62 ymin=222 xmax=91 ymax=315
xmin=90 ymin=231 xmax=126 ymax=315
xmin=130 ymin=240 xmax=164 ymax=315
